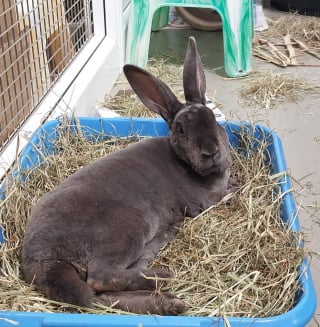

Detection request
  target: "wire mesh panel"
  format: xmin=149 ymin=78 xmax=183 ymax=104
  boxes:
xmin=0 ymin=0 xmax=94 ymax=150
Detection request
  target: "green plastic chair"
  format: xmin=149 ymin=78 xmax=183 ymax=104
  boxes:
xmin=125 ymin=0 xmax=253 ymax=77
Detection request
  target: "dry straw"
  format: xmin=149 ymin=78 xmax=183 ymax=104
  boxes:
xmin=0 ymin=118 xmax=304 ymax=317
xmin=263 ymin=14 xmax=320 ymax=45
xmin=253 ymin=13 xmax=320 ymax=67
xmin=240 ymin=70 xmax=318 ymax=110
xmin=245 ymin=14 xmax=320 ymax=110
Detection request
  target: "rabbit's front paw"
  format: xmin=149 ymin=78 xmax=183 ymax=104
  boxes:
xmin=227 ymin=178 xmax=240 ymax=193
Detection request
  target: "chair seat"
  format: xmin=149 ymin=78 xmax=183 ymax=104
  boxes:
xmin=125 ymin=0 xmax=253 ymax=77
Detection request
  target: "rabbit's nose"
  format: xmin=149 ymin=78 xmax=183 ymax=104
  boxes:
xmin=201 ymin=144 xmax=218 ymax=158
xmin=202 ymin=150 xmax=214 ymax=158
xmin=201 ymin=148 xmax=218 ymax=159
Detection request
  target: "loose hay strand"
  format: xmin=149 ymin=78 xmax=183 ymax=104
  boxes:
xmin=240 ymin=70 xmax=319 ymax=110
xmin=0 ymin=120 xmax=304 ymax=317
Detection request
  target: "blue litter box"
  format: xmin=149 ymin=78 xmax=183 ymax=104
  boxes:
xmin=0 ymin=117 xmax=317 ymax=327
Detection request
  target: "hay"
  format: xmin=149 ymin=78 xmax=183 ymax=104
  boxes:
xmin=253 ymin=14 xmax=320 ymax=67
xmin=0 ymin=119 xmax=304 ymax=317
xmin=240 ymin=70 xmax=319 ymax=110
xmin=264 ymin=14 xmax=320 ymax=45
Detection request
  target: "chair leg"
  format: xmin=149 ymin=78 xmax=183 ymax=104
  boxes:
xmin=126 ymin=1 xmax=156 ymax=67
xmin=152 ymin=7 xmax=169 ymax=31
xmin=219 ymin=0 xmax=253 ymax=77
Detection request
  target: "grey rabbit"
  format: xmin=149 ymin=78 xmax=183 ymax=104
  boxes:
xmin=22 ymin=37 xmax=234 ymax=315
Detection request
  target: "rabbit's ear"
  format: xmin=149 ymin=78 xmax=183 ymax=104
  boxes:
xmin=183 ymin=37 xmax=206 ymax=105
xmin=124 ymin=64 xmax=183 ymax=126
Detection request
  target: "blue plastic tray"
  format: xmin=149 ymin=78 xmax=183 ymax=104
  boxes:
xmin=0 ymin=117 xmax=316 ymax=327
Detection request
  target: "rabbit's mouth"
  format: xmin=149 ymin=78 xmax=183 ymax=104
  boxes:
xmin=192 ymin=153 xmax=231 ymax=177
xmin=192 ymin=162 xmax=222 ymax=177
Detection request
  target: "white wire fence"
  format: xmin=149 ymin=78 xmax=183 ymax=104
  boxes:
xmin=0 ymin=0 xmax=94 ymax=150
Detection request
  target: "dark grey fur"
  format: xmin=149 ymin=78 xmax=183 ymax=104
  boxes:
xmin=22 ymin=37 xmax=233 ymax=315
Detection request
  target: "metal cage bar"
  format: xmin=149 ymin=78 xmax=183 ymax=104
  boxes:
xmin=0 ymin=0 xmax=94 ymax=150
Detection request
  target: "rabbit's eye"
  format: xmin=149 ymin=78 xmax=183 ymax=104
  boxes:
xmin=176 ymin=122 xmax=185 ymax=135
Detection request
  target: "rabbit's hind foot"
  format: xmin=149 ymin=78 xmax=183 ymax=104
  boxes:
xmin=96 ymin=290 xmax=187 ymax=315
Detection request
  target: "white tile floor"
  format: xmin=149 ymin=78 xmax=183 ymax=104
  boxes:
xmin=149 ymin=5 xmax=320 ymax=326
